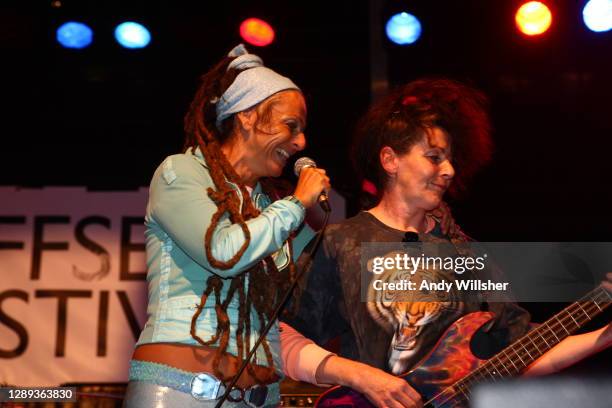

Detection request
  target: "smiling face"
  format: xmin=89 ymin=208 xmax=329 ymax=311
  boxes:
xmin=239 ymin=90 xmax=307 ymax=180
xmin=388 ymin=127 xmax=455 ymax=211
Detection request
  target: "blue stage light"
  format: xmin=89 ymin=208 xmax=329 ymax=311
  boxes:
xmin=56 ymin=22 xmax=93 ymax=49
xmin=114 ymin=22 xmax=151 ymax=49
xmin=583 ymin=0 xmax=612 ymax=32
xmin=385 ymin=12 xmax=422 ymax=45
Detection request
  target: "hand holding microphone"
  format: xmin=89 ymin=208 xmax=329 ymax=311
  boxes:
xmin=293 ymin=157 xmax=331 ymax=212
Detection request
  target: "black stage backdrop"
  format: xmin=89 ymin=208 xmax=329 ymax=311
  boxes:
xmin=1 ymin=0 xmax=610 ymax=374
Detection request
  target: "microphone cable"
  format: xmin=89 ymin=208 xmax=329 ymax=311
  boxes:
xmin=214 ymin=209 xmax=331 ymax=408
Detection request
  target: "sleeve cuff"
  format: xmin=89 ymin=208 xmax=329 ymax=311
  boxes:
xmin=280 ymin=322 xmax=335 ymax=386
xmin=280 ymin=196 xmax=306 ymax=224
xmin=297 ymin=344 xmax=336 ymax=386
xmin=283 ymin=195 xmax=306 ymax=210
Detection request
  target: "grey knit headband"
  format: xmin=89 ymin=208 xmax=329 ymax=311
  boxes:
xmin=215 ymin=44 xmax=300 ymax=129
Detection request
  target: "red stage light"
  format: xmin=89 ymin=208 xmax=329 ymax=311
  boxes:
xmin=515 ymin=1 xmax=553 ymax=36
xmin=239 ymin=18 xmax=275 ymax=47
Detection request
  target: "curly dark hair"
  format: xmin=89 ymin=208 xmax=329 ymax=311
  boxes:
xmin=182 ymin=50 xmax=297 ymax=384
xmin=352 ymin=78 xmax=492 ymax=197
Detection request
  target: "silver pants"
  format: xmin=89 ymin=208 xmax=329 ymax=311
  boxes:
xmin=122 ymin=380 xmax=279 ymax=408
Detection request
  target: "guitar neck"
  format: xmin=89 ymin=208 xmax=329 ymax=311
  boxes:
xmin=426 ymin=286 xmax=611 ymax=407
xmin=459 ymin=284 xmax=611 ymax=389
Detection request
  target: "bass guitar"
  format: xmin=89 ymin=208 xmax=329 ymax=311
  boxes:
xmin=315 ymin=285 xmax=611 ymax=407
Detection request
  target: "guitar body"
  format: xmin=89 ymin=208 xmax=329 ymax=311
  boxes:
xmin=315 ymin=285 xmax=611 ymax=407
xmin=315 ymin=312 xmax=494 ymax=407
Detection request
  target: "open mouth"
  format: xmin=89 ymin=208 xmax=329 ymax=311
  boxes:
xmin=274 ymin=148 xmax=290 ymax=164
xmin=392 ymin=324 xmax=422 ymax=351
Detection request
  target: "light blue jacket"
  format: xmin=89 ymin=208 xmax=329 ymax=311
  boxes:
xmin=136 ymin=147 xmax=315 ymax=375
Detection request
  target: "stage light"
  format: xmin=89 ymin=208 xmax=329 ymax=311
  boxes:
xmin=56 ymin=22 xmax=93 ymax=49
xmin=114 ymin=22 xmax=151 ymax=49
xmin=583 ymin=0 xmax=612 ymax=32
xmin=385 ymin=12 xmax=422 ymax=45
xmin=239 ymin=18 xmax=275 ymax=47
xmin=515 ymin=2 xmax=553 ymax=36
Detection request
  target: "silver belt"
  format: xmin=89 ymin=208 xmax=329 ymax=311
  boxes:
xmin=190 ymin=372 xmax=268 ymax=407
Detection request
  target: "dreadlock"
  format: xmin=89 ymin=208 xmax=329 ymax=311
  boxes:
xmin=184 ymin=54 xmax=297 ymax=383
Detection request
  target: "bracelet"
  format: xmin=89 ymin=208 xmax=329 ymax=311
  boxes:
xmin=283 ymin=195 xmax=306 ymax=212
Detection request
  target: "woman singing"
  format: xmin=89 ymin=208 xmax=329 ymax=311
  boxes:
xmin=123 ymin=44 xmax=330 ymax=408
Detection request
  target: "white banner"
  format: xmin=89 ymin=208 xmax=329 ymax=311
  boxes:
xmin=0 ymin=187 xmax=149 ymax=386
xmin=0 ymin=186 xmax=345 ymax=387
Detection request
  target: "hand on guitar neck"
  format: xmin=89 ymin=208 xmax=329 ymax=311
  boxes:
xmin=525 ymin=272 xmax=612 ymax=376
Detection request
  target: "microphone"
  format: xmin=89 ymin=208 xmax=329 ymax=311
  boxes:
xmin=402 ymin=232 xmax=420 ymax=242
xmin=294 ymin=157 xmax=331 ymax=212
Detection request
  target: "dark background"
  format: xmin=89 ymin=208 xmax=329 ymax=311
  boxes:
xmin=1 ymin=0 xmax=610 ymax=373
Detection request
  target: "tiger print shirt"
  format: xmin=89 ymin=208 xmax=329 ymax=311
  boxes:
xmin=283 ymin=211 xmax=531 ymax=374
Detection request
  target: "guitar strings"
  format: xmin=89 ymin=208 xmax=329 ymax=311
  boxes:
xmin=451 ymin=288 xmax=610 ymax=404
xmin=424 ymin=285 xmax=610 ymax=407
xmin=427 ymin=292 xmax=607 ymax=407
